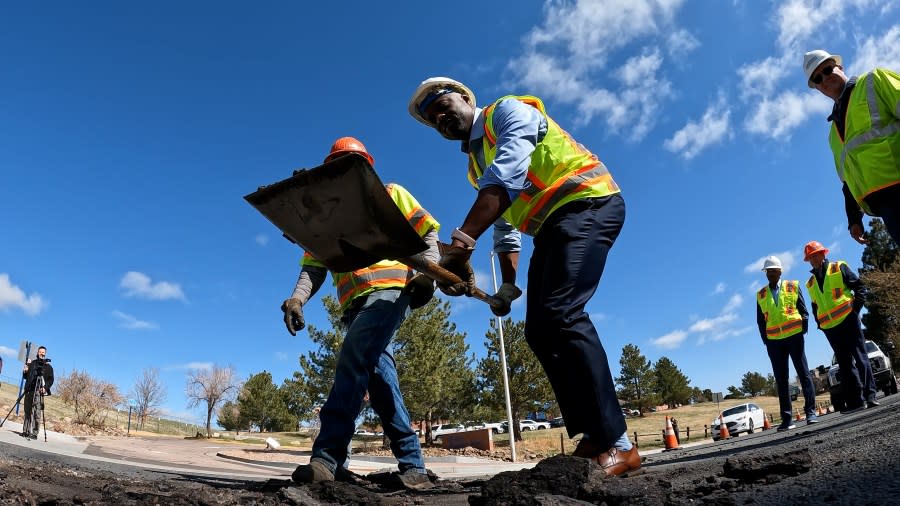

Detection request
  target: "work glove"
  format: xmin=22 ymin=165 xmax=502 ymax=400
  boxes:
xmin=281 ymin=298 xmax=305 ymax=336
xmin=403 ymin=273 xmax=436 ymax=310
xmin=491 ymin=282 xmax=523 ymax=317
xmin=437 ymin=245 xmax=476 ymax=297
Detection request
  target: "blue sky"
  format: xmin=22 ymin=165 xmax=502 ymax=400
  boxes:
xmin=3 ymin=1 xmax=900 ymax=424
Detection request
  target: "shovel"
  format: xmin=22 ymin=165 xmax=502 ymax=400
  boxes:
xmin=244 ymin=153 xmax=504 ymax=310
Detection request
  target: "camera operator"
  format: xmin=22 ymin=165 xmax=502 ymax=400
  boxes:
xmin=22 ymin=346 xmax=53 ymax=440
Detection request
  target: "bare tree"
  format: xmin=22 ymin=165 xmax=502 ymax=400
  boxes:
xmin=130 ymin=368 xmax=167 ymax=429
xmin=56 ymin=370 xmax=124 ymax=428
xmin=185 ymin=365 xmax=239 ymax=438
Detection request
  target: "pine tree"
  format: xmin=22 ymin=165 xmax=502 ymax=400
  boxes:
xmin=239 ymin=371 xmax=297 ymax=432
xmin=476 ymin=318 xmax=554 ymax=442
xmin=393 ymin=298 xmax=475 ymax=441
xmin=653 ymin=357 xmax=692 ymax=408
xmin=615 ymin=344 xmax=657 ymax=415
xmin=739 ymin=371 xmax=768 ymax=397
xmin=281 ymin=295 xmax=345 ymax=420
xmin=859 ymin=218 xmax=900 ymax=356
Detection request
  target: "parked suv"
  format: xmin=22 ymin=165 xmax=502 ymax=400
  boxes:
xmin=827 ymin=340 xmax=898 ymax=410
xmin=431 ymin=423 xmax=464 ymax=443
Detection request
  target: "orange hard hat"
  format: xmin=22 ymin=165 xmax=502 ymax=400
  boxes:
xmin=324 ymin=136 xmax=374 ymax=167
xmin=803 ymin=241 xmax=829 ymax=261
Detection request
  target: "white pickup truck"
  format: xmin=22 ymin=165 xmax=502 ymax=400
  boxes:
xmin=827 ymin=340 xmax=898 ymax=410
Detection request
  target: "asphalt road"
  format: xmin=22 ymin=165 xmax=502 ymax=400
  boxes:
xmin=0 ymin=394 xmax=899 ymax=504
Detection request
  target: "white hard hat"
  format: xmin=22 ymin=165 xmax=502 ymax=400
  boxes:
xmin=408 ymin=77 xmax=476 ymax=126
xmin=803 ymin=50 xmax=842 ymax=88
xmin=761 ymin=255 xmax=783 ymax=271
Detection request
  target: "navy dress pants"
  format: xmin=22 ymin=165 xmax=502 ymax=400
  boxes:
xmin=525 ymin=194 xmax=626 ymax=450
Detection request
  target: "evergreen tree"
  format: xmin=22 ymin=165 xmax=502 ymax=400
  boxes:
xmin=281 ymin=295 xmax=344 ymax=420
xmin=614 ymin=344 xmax=657 ymax=415
xmin=764 ymin=373 xmax=778 ymax=396
xmin=393 ymin=298 xmax=475 ymax=441
xmin=653 ymin=357 xmax=692 ymax=408
xmin=725 ymin=385 xmax=744 ymax=399
xmin=859 ymin=218 xmax=900 ymax=356
xmin=217 ymin=400 xmax=247 ymax=433
xmin=476 ymin=318 xmax=554 ymax=442
xmin=239 ymin=371 xmax=296 ymax=432
xmin=740 ymin=371 xmax=768 ymax=397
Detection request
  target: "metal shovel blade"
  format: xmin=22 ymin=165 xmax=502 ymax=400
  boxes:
xmin=244 ymin=153 xmax=427 ymax=273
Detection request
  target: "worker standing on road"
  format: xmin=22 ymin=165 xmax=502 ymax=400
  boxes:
xmin=281 ymin=137 xmax=437 ymax=490
xmin=802 ymin=50 xmax=900 ymax=245
xmin=803 ymin=241 xmax=877 ymax=412
xmin=408 ymin=78 xmax=639 ymax=477
xmin=755 ymin=255 xmax=819 ymax=431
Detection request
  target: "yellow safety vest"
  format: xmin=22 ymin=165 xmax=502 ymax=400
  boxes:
xmin=828 ymin=68 xmax=900 ymax=215
xmin=756 ymin=281 xmax=803 ymax=340
xmin=467 ymin=95 xmax=620 ymax=236
xmin=302 ymin=183 xmax=439 ymax=310
xmin=806 ymin=261 xmax=855 ymax=330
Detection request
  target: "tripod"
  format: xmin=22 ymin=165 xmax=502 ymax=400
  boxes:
xmin=1 ymin=375 xmax=47 ymax=442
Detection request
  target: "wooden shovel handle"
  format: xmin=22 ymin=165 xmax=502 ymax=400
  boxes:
xmin=401 ymin=257 xmax=504 ymax=310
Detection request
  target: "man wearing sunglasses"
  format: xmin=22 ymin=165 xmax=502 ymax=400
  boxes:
xmin=802 ymin=50 xmax=900 ymax=246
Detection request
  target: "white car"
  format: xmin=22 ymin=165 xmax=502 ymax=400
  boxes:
xmin=467 ymin=421 xmax=506 ymax=434
xmin=711 ymin=403 xmax=766 ymax=440
xmin=431 ymin=423 xmax=464 ymax=442
xmin=518 ymin=419 xmax=550 ymax=431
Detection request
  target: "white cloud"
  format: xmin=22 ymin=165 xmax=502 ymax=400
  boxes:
xmin=651 ymin=329 xmax=688 ymax=349
xmin=739 ymin=2 xmax=897 ymax=139
xmin=722 ymin=294 xmax=743 ymax=313
xmin=852 ymin=25 xmax=900 ymax=76
xmin=0 ymin=345 xmax=16 ymax=357
xmin=506 ymin=0 xmax=687 ymax=140
xmin=667 ymin=29 xmax=700 ymax=58
xmin=185 ymin=362 xmax=213 ymax=371
xmin=664 ymin=95 xmax=732 ymax=159
xmin=112 ymin=310 xmax=158 ymax=330
xmin=688 ymin=312 xmax=737 ymax=333
xmin=120 ymin=271 xmax=186 ymax=301
xmin=275 ymin=351 xmax=289 ymax=361
xmin=712 ymin=282 xmax=727 ymax=295
xmin=744 ymin=250 xmax=798 ymax=274
xmin=0 ymin=274 xmax=46 ymax=316
xmin=743 ymin=91 xmax=831 ymax=139
xmin=255 ymin=234 xmax=269 ymax=247
xmin=590 ymin=312 xmax=608 ymax=321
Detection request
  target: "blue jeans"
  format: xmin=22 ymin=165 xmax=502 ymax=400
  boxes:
xmin=525 ymin=194 xmax=627 ymax=451
xmin=312 ymin=288 xmax=425 ymax=474
xmin=765 ymin=333 xmax=816 ymax=422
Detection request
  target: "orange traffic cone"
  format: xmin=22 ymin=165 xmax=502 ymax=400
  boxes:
xmin=717 ymin=413 xmax=730 ymax=440
xmin=795 ymin=408 xmax=802 ymax=421
xmin=816 ymin=405 xmax=823 ymax=416
xmin=763 ymin=415 xmax=772 ymax=431
xmin=663 ymin=416 xmax=680 ymax=450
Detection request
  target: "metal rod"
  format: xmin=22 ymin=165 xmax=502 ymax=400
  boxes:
xmin=490 ymin=250 xmax=516 ymax=463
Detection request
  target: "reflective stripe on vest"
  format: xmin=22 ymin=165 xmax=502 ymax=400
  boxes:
xmin=756 ymin=280 xmax=803 ymax=339
xmin=300 ymin=183 xmax=439 ymax=310
xmin=806 ymin=261 xmax=855 ymax=329
xmin=828 ymin=69 xmax=900 ymax=215
xmin=467 ymin=95 xmax=620 ymax=236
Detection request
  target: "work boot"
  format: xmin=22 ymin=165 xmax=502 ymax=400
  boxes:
xmin=292 ymin=459 xmax=334 ymax=484
xmin=805 ymin=413 xmax=819 ymax=425
xmin=394 ymin=468 xmax=434 ymax=490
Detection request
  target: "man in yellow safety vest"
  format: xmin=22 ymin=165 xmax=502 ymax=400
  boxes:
xmin=281 ymin=137 xmax=437 ymax=490
xmin=804 ymin=241 xmax=877 ymax=413
xmin=802 ymin=49 xmax=900 ymax=245
xmin=755 ymin=255 xmax=818 ymax=431
xmin=408 ymin=77 xmax=638 ymax=477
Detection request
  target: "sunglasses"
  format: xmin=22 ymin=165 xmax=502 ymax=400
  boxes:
xmin=811 ymin=65 xmax=837 ymax=85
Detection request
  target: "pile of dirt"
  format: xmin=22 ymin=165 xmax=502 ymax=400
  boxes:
xmin=48 ymin=418 xmax=128 ymax=437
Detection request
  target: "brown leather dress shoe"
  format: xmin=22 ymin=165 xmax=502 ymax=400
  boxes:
xmin=572 ymin=438 xmax=641 ymax=477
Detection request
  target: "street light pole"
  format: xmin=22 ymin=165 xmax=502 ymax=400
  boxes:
xmin=490 ymin=250 xmax=517 ymax=463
